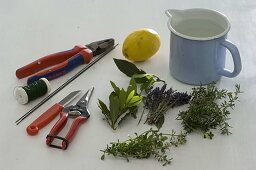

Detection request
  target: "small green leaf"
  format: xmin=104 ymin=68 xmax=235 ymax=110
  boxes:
xmin=114 ymin=110 xmax=132 ymax=127
xmin=113 ymin=58 xmax=146 ymax=77
xmin=161 ymin=136 xmax=168 ymax=141
xmin=132 ymin=74 xmax=152 ymax=84
xmin=98 ymin=99 xmax=110 ymax=115
xmin=110 ymin=81 xmax=120 ymax=94
xmin=132 ymin=74 xmax=154 ymax=81
xmin=109 ymin=91 xmax=116 ymax=102
xmin=109 ymin=95 xmax=120 ymax=122
xmin=127 ymin=78 xmax=137 ymax=94
xmin=156 ymin=115 xmax=165 ymax=130
xmin=119 ymin=89 xmax=127 ymax=111
xmin=128 ymin=107 xmax=138 ymax=118
xmin=140 ymin=77 xmax=154 ymax=92
xmin=126 ymin=90 xmax=135 ymax=103
xmin=127 ymin=96 xmax=142 ymax=107
xmin=101 ymin=154 xmax=105 ymax=160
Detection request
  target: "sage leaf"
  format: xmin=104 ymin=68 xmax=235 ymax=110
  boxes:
xmin=109 ymin=94 xmax=119 ymax=124
xmin=128 ymin=107 xmax=138 ymax=118
xmin=98 ymin=80 xmax=142 ymax=130
xmin=114 ymin=110 xmax=131 ymax=128
xmin=127 ymin=78 xmax=137 ymax=94
xmin=98 ymin=99 xmax=110 ymax=115
xmin=127 ymin=96 xmax=142 ymax=107
xmin=110 ymin=81 xmax=120 ymax=94
xmin=126 ymin=90 xmax=135 ymax=104
xmin=119 ymin=89 xmax=127 ymax=111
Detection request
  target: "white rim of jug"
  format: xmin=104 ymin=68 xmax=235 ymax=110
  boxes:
xmin=166 ymin=8 xmax=231 ymax=41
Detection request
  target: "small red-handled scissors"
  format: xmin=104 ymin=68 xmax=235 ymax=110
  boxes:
xmin=45 ymin=87 xmax=94 ymax=150
xmin=16 ymin=39 xmax=114 ymax=84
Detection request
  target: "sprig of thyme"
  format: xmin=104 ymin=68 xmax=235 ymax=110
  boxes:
xmin=100 ymin=128 xmax=186 ymax=166
xmin=176 ymin=83 xmax=241 ymax=139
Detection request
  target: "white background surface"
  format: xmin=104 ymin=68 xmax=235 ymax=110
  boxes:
xmin=0 ymin=0 xmax=256 ymax=170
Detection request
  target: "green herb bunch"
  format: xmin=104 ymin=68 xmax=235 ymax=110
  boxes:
xmin=100 ymin=128 xmax=187 ymax=166
xmin=114 ymin=58 xmax=165 ymax=93
xmin=98 ymin=78 xmax=143 ymax=130
xmin=177 ymin=83 xmax=241 ymax=139
xmin=142 ymin=84 xmax=191 ymax=129
xmin=98 ymin=59 xmax=166 ymax=130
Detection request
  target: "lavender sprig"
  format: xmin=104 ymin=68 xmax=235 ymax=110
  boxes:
xmin=142 ymin=84 xmax=191 ymax=129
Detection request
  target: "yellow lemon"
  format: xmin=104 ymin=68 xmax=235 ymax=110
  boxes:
xmin=122 ymin=28 xmax=161 ymax=62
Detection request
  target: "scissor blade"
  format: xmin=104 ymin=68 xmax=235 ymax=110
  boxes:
xmin=76 ymin=87 xmax=94 ymax=107
xmin=59 ymin=90 xmax=81 ymax=106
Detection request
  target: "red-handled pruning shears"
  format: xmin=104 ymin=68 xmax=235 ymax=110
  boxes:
xmin=16 ymin=39 xmax=114 ymax=84
xmin=26 ymin=88 xmax=93 ymax=150
xmin=46 ymin=87 xmax=94 ymax=150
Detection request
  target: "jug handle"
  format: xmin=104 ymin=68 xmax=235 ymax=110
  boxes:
xmin=217 ymin=40 xmax=242 ymax=77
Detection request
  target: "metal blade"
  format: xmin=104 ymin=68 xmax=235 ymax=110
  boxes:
xmin=86 ymin=38 xmax=114 ymax=56
xmin=76 ymin=87 xmax=94 ymax=107
xmin=59 ymin=90 xmax=81 ymax=106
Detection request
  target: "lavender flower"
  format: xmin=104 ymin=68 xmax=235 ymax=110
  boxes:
xmin=143 ymin=84 xmax=191 ymax=129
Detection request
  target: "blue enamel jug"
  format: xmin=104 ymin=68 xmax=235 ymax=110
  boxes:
xmin=166 ymin=9 xmax=242 ymax=85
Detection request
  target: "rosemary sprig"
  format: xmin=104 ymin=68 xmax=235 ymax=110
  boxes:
xmin=176 ymin=83 xmax=241 ymax=139
xmin=100 ymin=128 xmax=187 ymax=166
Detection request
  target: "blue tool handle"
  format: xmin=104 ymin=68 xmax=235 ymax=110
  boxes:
xmin=27 ymin=49 xmax=93 ymax=84
xmin=16 ymin=45 xmax=87 ymax=79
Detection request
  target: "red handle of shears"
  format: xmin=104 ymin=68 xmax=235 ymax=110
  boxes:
xmin=16 ymin=45 xmax=87 ymax=79
xmin=46 ymin=112 xmax=87 ymax=150
xmin=26 ymin=103 xmax=64 ymax=136
xmin=46 ymin=112 xmax=69 ymax=145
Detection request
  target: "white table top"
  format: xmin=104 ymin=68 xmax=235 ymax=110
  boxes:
xmin=1 ymin=0 xmax=255 ymax=170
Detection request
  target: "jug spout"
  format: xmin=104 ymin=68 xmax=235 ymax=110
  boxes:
xmin=165 ymin=9 xmax=183 ymax=18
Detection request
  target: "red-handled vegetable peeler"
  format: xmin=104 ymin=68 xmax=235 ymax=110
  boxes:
xmin=46 ymin=87 xmax=94 ymax=150
xmin=16 ymin=39 xmax=114 ymax=84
